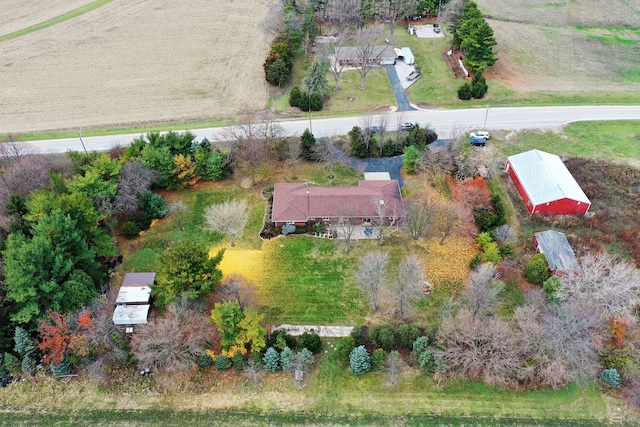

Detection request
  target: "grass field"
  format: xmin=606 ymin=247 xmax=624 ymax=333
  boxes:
xmin=476 ymin=0 xmax=640 ymax=94
xmin=496 ymin=120 xmax=640 ymax=167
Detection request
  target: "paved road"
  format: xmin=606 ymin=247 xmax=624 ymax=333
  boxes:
xmin=23 ymin=105 xmax=640 ymax=154
xmin=384 ymin=65 xmax=416 ymax=112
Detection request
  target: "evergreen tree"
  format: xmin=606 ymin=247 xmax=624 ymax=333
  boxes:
xmin=263 ymin=347 xmax=281 ymax=372
xmin=349 ymin=126 xmax=368 ymax=158
xmin=280 ymin=346 xmax=294 ymax=372
xmin=214 ymin=354 xmax=232 ymax=371
xmin=349 ymin=345 xmax=371 ymax=375
xmin=300 ymin=129 xmax=317 ymax=161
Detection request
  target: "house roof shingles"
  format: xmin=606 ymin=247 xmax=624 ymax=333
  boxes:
xmin=335 ymin=45 xmax=397 ymax=63
xmin=507 ymin=149 xmax=590 ymax=207
xmin=272 ymin=180 xmax=404 ymax=223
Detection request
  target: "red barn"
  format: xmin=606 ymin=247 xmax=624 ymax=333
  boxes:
xmin=505 ymin=149 xmax=590 ymax=215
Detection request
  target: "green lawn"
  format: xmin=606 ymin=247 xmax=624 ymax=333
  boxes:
xmin=496 ymin=120 xmax=640 ymax=164
xmin=306 ymin=355 xmax=609 ymax=421
xmin=259 ymin=236 xmax=368 ymax=325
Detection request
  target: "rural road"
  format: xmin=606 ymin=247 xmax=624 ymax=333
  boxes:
xmin=24 ymin=105 xmax=640 ymax=154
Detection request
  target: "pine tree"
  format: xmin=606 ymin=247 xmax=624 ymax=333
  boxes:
xmin=300 ymin=129 xmax=317 ymax=161
xmin=14 ymin=327 xmax=37 ymax=373
xmin=349 ymin=345 xmax=371 ymax=376
xmin=280 ymin=346 xmax=294 ymax=372
xmin=214 ymin=354 xmax=232 ymax=371
xmin=263 ymin=347 xmax=281 ymax=372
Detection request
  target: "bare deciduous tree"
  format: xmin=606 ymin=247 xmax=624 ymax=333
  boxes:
xmin=491 ymin=224 xmax=517 ymax=244
xmin=383 ymin=0 xmax=417 ymax=35
xmin=0 ymin=154 xmax=50 ymax=207
xmin=404 ymin=195 xmax=436 ymax=240
xmin=83 ymin=291 xmax=129 ymax=378
xmin=326 ymin=0 xmax=363 ymax=31
xmin=541 ymin=299 xmax=604 ymax=382
xmin=169 ymin=201 xmax=188 ymax=231
xmin=383 ymin=350 xmax=405 ymax=389
xmin=437 ymin=309 xmax=521 ymax=389
xmin=355 ymin=251 xmax=389 ymax=311
xmin=244 ymin=357 xmax=265 ymax=384
xmin=113 ymin=161 xmax=160 ymax=216
xmin=313 ymin=137 xmax=335 ymax=179
xmin=354 ymin=24 xmax=385 ymax=89
xmin=322 ymin=30 xmax=350 ymax=90
xmin=370 ymin=195 xmax=400 ymax=245
xmin=558 ymin=251 xmax=640 ymax=318
xmin=394 ymin=255 xmax=425 ymax=319
xmin=0 ymin=140 xmax=36 ymax=164
xmin=131 ymin=297 xmax=212 ymax=374
xmin=434 ymin=203 xmax=463 ymax=245
xmin=217 ymin=273 xmax=259 ymax=310
xmin=203 ymin=199 xmax=250 ymax=247
xmin=338 ymin=215 xmax=357 ymax=253
xmin=462 ymin=263 xmax=504 ymax=320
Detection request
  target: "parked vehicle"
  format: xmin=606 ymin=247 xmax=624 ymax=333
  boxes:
xmin=368 ymin=126 xmax=381 ymax=134
xmin=470 ymin=136 xmax=486 ymax=146
xmin=433 ymin=23 xmax=441 ymax=33
xmin=406 ymin=70 xmax=421 ymax=81
xmin=400 ymin=122 xmax=415 ymax=131
xmin=469 ymin=131 xmax=490 ymax=140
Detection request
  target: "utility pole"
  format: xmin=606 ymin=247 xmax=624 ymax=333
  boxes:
xmin=483 ymin=105 xmax=489 ymax=130
xmin=78 ymin=129 xmax=88 ymax=154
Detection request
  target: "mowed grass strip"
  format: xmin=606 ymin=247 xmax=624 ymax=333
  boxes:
xmin=0 ymin=408 xmax=620 ymax=427
xmin=305 ymin=356 xmax=610 ymax=421
xmin=497 ymin=120 xmax=640 ymax=163
xmin=0 ymin=0 xmax=116 ymax=42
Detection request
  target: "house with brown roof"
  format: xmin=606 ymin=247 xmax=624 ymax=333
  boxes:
xmin=272 ymin=180 xmax=404 ymax=228
xmin=335 ymin=45 xmax=397 ymax=67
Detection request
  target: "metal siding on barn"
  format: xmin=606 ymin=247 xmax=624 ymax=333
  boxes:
xmin=507 ymin=160 xmax=534 ymax=214
xmin=533 ymin=198 xmax=590 ymax=215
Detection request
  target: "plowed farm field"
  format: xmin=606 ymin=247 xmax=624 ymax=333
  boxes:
xmin=0 ymin=0 xmax=271 ymax=134
xmin=476 ymin=0 xmax=640 ymax=93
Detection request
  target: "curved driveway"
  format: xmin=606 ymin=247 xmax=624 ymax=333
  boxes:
xmin=22 ymin=105 xmax=640 ymax=153
xmin=326 ymin=139 xmax=404 ymax=187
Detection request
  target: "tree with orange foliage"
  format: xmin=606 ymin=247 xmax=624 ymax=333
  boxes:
xmin=38 ymin=310 xmax=94 ymax=365
xmin=38 ymin=311 xmax=71 ymax=365
xmin=609 ymin=316 xmax=630 ymax=349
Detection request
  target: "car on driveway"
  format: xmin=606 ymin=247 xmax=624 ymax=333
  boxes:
xmin=433 ymin=23 xmax=441 ymax=33
xmin=469 ymin=131 xmax=490 ymax=140
xmin=400 ymin=122 xmax=415 ymax=131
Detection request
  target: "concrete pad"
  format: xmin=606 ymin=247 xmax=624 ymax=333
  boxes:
xmin=414 ymin=25 xmax=445 ymax=39
xmin=394 ymin=61 xmax=418 ymax=89
xmin=273 ymin=324 xmax=354 ymax=337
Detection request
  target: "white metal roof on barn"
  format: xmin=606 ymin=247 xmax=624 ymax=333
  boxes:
xmin=112 ymin=304 xmax=150 ymax=325
xmin=115 ymin=285 xmax=151 ymax=305
xmin=507 ymin=150 xmax=590 ymax=206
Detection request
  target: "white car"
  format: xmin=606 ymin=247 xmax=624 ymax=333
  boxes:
xmin=469 ymin=131 xmax=490 ymax=140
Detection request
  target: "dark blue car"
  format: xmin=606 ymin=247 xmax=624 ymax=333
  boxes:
xmin=470 ymin=136 xmax=486 ymax=146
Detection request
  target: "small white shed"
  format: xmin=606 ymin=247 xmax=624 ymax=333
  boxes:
xmin=113 ymin=305 xmax=151 ymax=325
xmin=401 ymin=47 xmax=415 ymax=65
